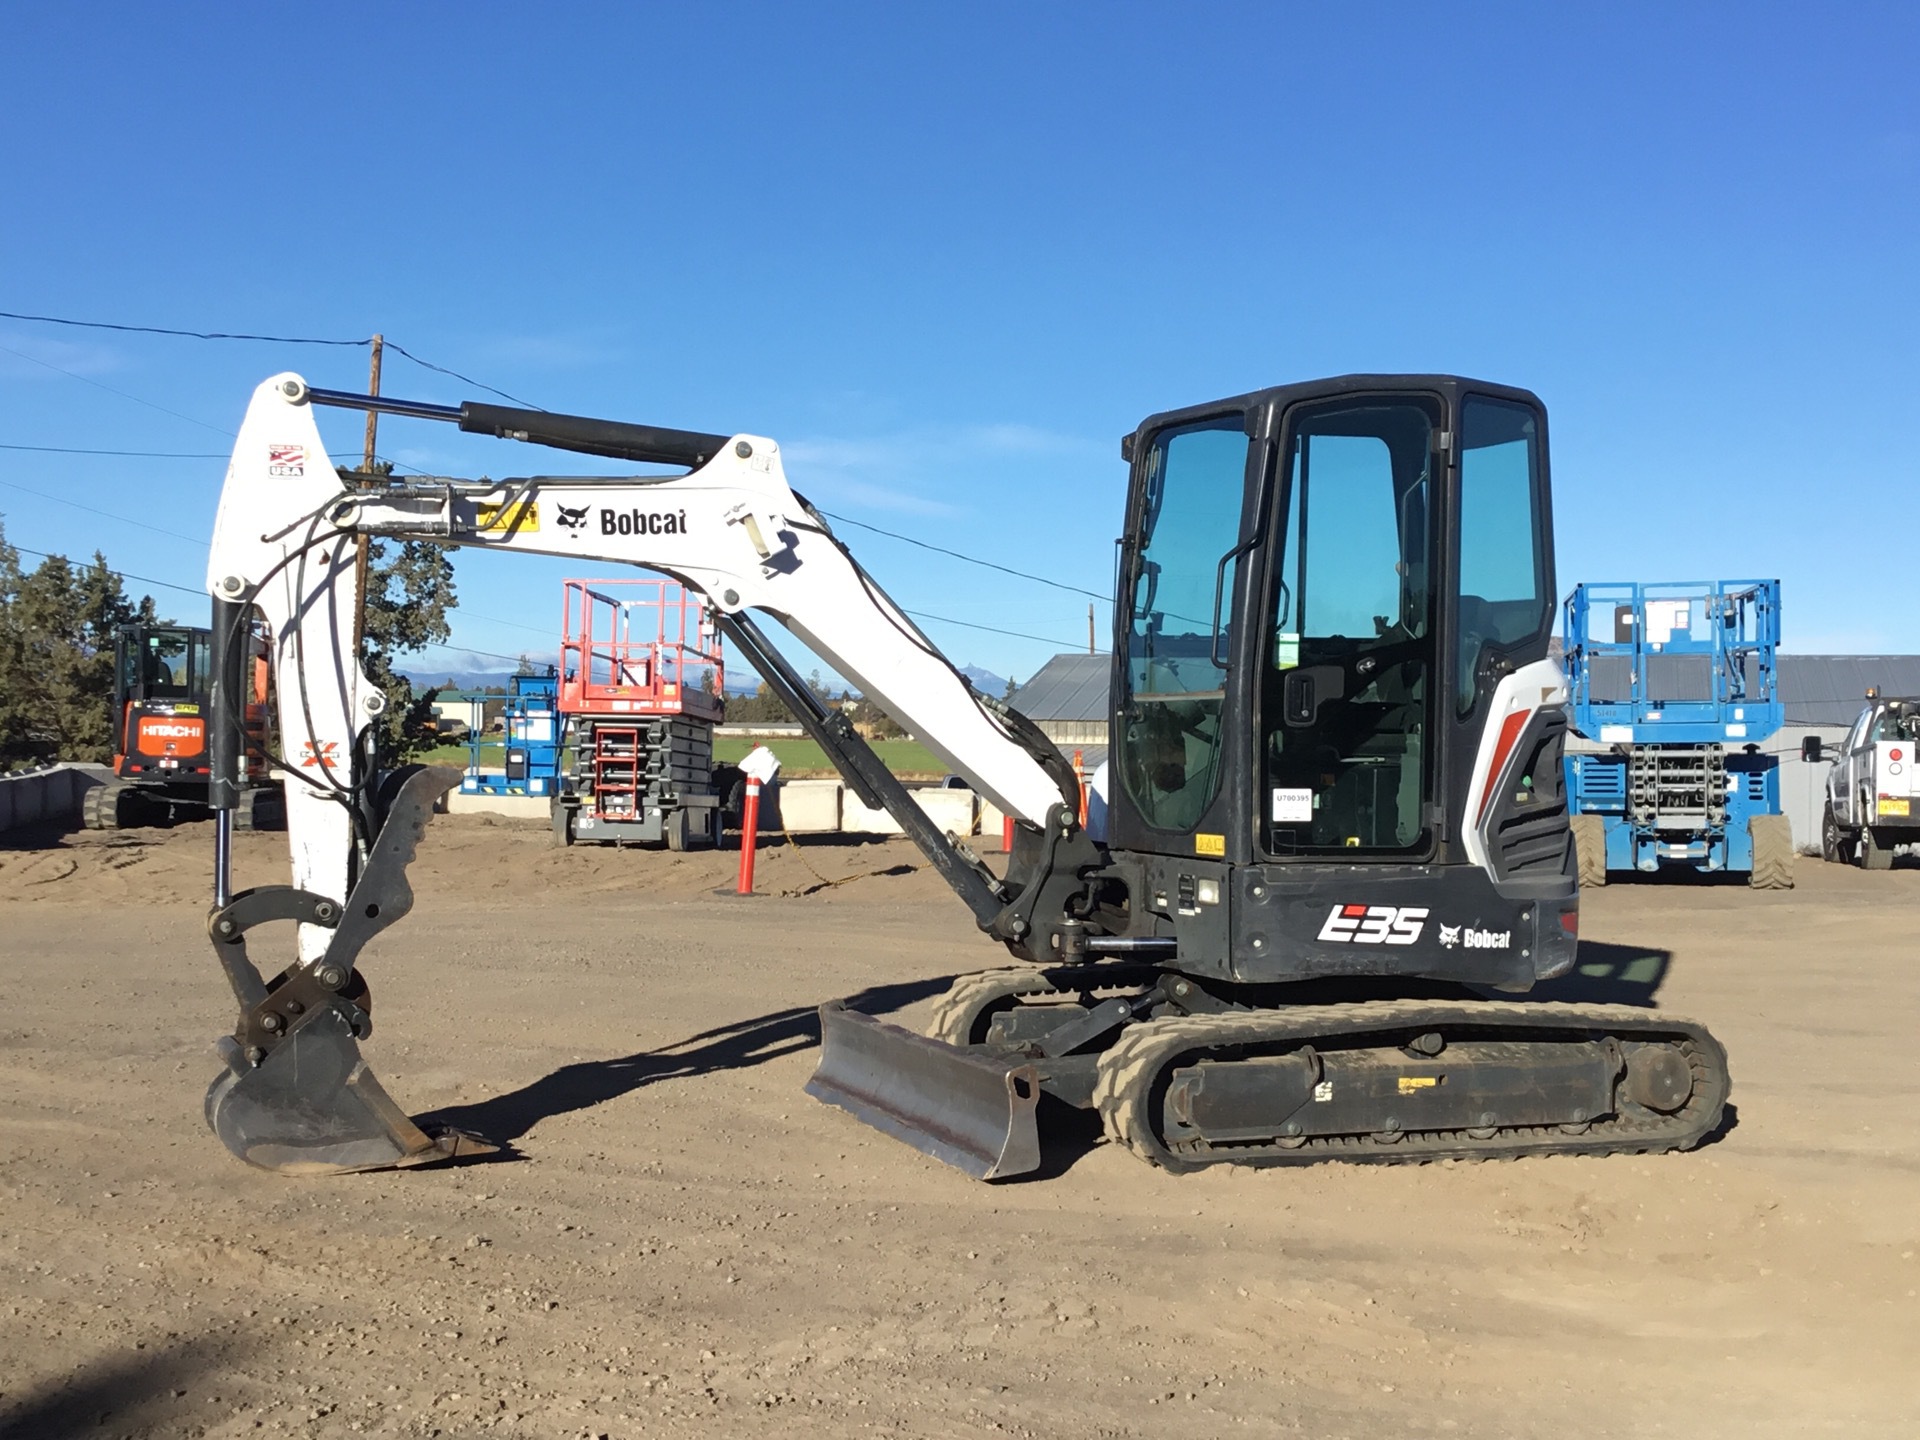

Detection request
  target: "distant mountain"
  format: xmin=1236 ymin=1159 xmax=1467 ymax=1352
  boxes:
xmin=960 ymin=664 xmax=1012 ymax=697
xmin=400 ymin=668 xmax=522 ymax=693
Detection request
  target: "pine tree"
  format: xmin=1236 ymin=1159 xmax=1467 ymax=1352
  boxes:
xmin=0 ymin=517 xmax=158 ymax=766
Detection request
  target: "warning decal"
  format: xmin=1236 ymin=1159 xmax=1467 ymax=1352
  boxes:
xmin=477 ymin=500 xmax=539 ymax=535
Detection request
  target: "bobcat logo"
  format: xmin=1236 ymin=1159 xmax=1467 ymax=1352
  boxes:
xmin=1437 ymin=924 xmax=1462 ymax=948
xmin=556 ymin=503 xmax=591 ymax=531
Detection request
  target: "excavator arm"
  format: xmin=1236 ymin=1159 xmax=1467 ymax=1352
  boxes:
xmin=200 ymin=373 xmax=1103 ymax=1176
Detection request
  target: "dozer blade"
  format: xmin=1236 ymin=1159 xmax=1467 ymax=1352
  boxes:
xmin=206 ymin=1000 xmax=493 ymax=1176
xmin=806 ymin=999 xmax=1041 ymax=1180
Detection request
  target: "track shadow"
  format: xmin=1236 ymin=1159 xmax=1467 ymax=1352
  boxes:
xmin=1487 ymin=939 xmax=1674 ymax=1007
xmin=0 ymin=821 xmax=76 ymax=851
xmin=1697 ymin=1100 xmax=1740 ymax=1149
xmin=0 ymin=1333 xmax=248 ymax=1439
xmin=417 ymin=973 xmax=960 ymax=1154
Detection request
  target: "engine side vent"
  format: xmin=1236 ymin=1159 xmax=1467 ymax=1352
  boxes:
xmin=1485 ymin=711 xmax=1573 ymax=879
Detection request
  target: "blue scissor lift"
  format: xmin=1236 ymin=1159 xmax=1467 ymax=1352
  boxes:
xmin=1563 ymin=580 xmax=1793 ymax=888
xmin=461 ymin=670 xmax=563 ymax=797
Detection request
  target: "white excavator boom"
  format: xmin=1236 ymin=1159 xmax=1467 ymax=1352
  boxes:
xmin=207 ymin=373 xmax=1068 ymax=953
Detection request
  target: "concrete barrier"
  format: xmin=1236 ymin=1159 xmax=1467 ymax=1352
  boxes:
xmin=0 ymin=762 xmax=112 ymax=833
xmin=842 ymin=786 xmax=977 ymax=837
xmin=443 ymin=791 xmax=551 ymax=820
xmin=774 ymin=779 xmax=842 ymax=833
xmin=440 ymin=776 xmax=976 ymax=839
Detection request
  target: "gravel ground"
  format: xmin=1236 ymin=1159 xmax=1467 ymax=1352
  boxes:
xmin=2 ymin=815 xmax=1916 ymax=1438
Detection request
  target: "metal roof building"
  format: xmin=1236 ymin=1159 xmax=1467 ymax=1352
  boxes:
xmin=1778 ymin=656 xmax=1920 ymax=726
xmin=1008 ymin=653 xmax=1110 ymax=762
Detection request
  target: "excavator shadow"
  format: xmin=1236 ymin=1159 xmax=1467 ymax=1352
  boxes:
xmin=415 ymin=974 xmax=962 ymax=1162
xmin=0 ymin=1333 xmax=252 ymax=1440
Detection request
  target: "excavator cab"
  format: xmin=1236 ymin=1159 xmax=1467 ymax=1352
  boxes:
xmin=1098 ymin=378 xmax=1574 ymax=998
xmin=1102 ymin=378 xmax=1576 ymax=991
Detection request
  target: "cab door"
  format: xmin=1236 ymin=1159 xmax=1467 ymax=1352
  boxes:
xmin=1258 ymin=395 xmax=1442 ymax=858
xmin=1110 ymin=412 xmax=1258 ymax=852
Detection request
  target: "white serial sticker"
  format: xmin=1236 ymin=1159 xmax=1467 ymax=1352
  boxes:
xmin=1271 ymin=787 xmax=1313 ymax=823
xmin=1599 ymin=725 xmax=1633 ymax=742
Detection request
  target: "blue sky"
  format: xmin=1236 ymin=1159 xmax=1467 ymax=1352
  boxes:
xmin=2 ymin=4 xmax=1915 ymax=682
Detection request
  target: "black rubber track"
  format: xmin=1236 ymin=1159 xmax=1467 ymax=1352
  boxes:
xmin=1091 ymin=1001 xmax=1730 ymax=1171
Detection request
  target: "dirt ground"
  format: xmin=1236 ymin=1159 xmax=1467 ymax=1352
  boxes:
xmin=2 ymin=815 xmax=1917 ymax=1439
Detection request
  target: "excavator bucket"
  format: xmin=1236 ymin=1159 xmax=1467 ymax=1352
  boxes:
xmin=202 ymin=766 xmax=492 ymax=1176
xmin=205 ymin=1002 xmax=489 ymax=1175
xmin=806 ymin=1000 xmax=1041 ymax=1180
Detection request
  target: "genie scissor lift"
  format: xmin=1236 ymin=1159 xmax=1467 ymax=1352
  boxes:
xmin=460 ymin=669 xmax=562 ymax=797
xmin=1563 ymin=580 xmax=1793 ymax=888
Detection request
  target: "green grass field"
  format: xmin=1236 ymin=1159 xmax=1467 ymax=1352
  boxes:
xmin=712 ymin=735 xmax=944 ymax=779
xmin=421 ymin=735 xmax=944 ymax=779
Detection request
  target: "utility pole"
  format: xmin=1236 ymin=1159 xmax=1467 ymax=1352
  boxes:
xmin=352 ymin=334 xmax=383 ymax=651
xmin=1088 ymin=603 xmax=1095 ymax=655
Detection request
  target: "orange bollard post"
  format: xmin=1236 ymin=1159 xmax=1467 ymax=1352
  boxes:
xmin=737 ymin=777 xmax=762 ymax=894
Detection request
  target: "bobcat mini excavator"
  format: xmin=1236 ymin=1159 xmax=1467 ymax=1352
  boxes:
xmin=199 ymin=372 xmax=1729 ymax=1178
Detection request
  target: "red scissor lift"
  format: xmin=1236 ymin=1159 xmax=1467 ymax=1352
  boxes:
xmin=553 ymin=577 xmax=726 ymax=849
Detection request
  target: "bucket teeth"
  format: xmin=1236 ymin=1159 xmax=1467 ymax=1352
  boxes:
xmin=806 ymin=1000 xmax=1041 ymax=1180
xmin=205 ymin=999 xmax=494 ymax=1176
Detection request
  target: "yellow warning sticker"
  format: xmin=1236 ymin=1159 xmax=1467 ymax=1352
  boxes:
xmin=1397 ymin=1076 xmax=1441 ymax=1093
xmin=1878 ymin=797 xmax=1909 ymax=817
xmin=476 ymin=500 xmax=539 ymax=534
xmin=1194 ymin=833 xmax=1225 ymax=857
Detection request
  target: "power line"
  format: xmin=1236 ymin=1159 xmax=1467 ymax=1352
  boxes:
xmin=0 ymin=339 xmax=234 ymax=436
xmin=10 ymin=543 xmax=206 ymax=598
xmin=384 ymin=341 xmax=541 ymax=409
xmin=820 ymin=507 xmax=1112 ymax=603
xmin=413 ymin=640 xmax=544 ymax=667
xmin=903 ymin=607 xmax=1083 ymax=650
xmin=0 ymin=442 xmax=229 ymax=458
xmin=0 ymin=477 xmax=210 ymax=546
xmin=4 ymin=309 xmax=1094 ymax=610
xmin=0 ymin=309 xmax=370 ymax=346
xmin=1 ymin=306 xmax=542 ymax=409
xmin=5 ymin=307 xmax=1097 ymax=645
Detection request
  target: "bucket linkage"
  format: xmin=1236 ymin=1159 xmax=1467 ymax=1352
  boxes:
xmin=203 ymin=767 xmax=494 ymax=1175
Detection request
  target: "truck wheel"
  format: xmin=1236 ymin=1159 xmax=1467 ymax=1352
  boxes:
xmin=665 ymin=807 xmax=691 ymax=852
xmin=1748 ymin=814 xmax=1793 ymax=889
xmin=1860 ymin=825 xmax=1894 ymax=871
xmin=550 ymin=800 xmax=575 ymax=848
xmin=1571 ymin=815 xmax=1607 ymax=888
xmin=1821 ymin=803 xmax=1849 ymax=864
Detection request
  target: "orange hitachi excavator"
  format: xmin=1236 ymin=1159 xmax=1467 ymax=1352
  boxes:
xmin=83 ymin=620 xmax=281 ymax=830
